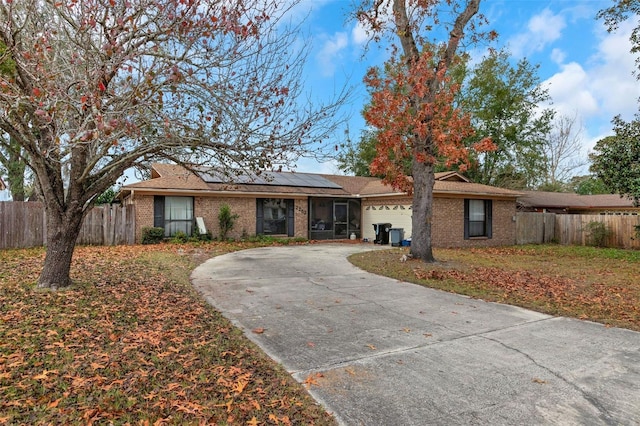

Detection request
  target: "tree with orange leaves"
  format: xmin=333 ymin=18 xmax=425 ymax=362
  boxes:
xmin=356 ymin=0 xmax=496 ymax=262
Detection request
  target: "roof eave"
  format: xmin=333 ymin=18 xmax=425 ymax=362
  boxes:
xmin=120 ymin=187 xmax=349 ymax=198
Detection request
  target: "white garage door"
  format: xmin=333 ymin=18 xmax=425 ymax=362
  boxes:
xmin=362 ymin=204 xmax=412 ymax=242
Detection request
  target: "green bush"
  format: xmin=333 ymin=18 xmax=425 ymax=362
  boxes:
xmin=141 ymin=227 xmax=164 ymax=245
xmin=195 ymin=231 xmax=212 ymax=242
xmin=584 ymin=221 xmax=611 ymax=247
xmin=245 ymin=235 xmax=308 ymax=244
xmin=170 ymin=230 xmax=189 ymax=244
xmin=218 ymin=204 xmax=239 ymax=241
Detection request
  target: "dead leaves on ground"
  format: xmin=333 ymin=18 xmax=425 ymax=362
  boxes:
xmin=0 ymin=244 xmax=335 ymax=425
xmin=412 ymin=246 xmax=640 ymax=331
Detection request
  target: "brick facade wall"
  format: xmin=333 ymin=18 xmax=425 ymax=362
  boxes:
xmin=131 ymin=194 xmax=309 ymax=242
xmin=133 ymin=195 xmax=154 ymax=243
xmin=131 ymin=191 xmax=515 ymax=246
xmin=293 ymin=198 xmax=309 ymax=238
xmin=362 ymin=196 xmax=517 ymax=248
xmin=195 ymin=197 xmax=256 ymax=239
xmin=197 ymin=197 xmax=307 ymax=239
xmin=432 ymin=198 xmax=516 ymax=248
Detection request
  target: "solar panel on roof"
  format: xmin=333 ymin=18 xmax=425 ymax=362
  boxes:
xmin=197 ymin=169 xmax=342 ymax=189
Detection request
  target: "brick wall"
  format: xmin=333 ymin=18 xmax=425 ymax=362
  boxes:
xmin=293 ymin=198 xmax=309 ymax=238
xmin=131 ymin=194 xmax=309 ymax=242
xmin=433 ymin=197 xmax=516 ymax=247
xmin=131 ymin=192 xmax=515 ymax=245
xmin=363 ymin=196 xmax=517 ymax=248
xmin=133 ymin=194 xmax=154 ymax=243
xmin=195 ymin=197 xmax=257 ymax=239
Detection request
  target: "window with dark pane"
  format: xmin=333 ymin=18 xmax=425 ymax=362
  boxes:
xmin=262 ymin=198 xmax=288 ymax=235
xmin=464 ymin=199 xmax=492 ymax=239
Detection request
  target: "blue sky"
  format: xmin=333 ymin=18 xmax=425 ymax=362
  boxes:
xmin=1 ymin=1 xmax=638 ymax=200
xmin=292 ymin=0 xmax=640 ymax=175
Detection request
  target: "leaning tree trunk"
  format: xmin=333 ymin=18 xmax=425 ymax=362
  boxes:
xmin=37 ymin=206 xmax=85 ymax=289
xmin=410 ymin=155 xmax=436 ymax=262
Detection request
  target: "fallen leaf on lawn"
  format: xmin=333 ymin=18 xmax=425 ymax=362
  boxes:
xmin=48 ymin=398 xmax=62 ymax=408
xmin=233 ymin=379 xmax=248 ymax=395
xmin=252 ymin=328 xmax=265 ymax=334
xmin=33 ymin=369 xmax=57 ymax=380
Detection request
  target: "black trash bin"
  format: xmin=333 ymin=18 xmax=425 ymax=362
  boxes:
xmin=373 ymin=223 xmax=392 ymax=245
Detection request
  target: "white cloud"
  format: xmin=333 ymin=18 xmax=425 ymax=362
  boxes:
xmin=315 ymin=32 xmax=349 ymax=77
xmin=541 ymin=18 xmax=640 ymax=154
xmin=508 ymin=8 xmax=566 ymax=58
xmin=544 ymin=62 xmax=599 ymax=118
xmin=588 ymin=20 xmax=640 ymax=120
xmin=351 ymin=20 xmax=369 ymax=46
xmin=550 ymin=48 xmax=565 ymax=65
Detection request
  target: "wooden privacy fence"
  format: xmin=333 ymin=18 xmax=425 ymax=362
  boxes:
xmin=516 ymin=212 xmax=640 ymax=249
xmin=554 ymin=214 xmax=640 ymax=249
xmin=0 ymin=201 xmax=46 ymax=249
xmin=76 ymin=204 xmax=136 ymax=246
xmin=0 ymin=202 xmax=135 ymax=249
xmin=515 ymin=212 xmax=556 ymax=245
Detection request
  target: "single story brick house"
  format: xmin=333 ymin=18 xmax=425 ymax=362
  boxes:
xmin=517 ymin=191 xmax=639 ymax=215
xmin=119 ymin=163 xmax=522 ymax=247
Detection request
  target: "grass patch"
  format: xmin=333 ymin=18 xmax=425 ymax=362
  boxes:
xmin=0 ymin=241 xmax=334 ymax=425
xmin=349 ymin=244 xmax=640 ymax=331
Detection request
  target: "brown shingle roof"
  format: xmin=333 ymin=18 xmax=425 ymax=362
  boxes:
xmin=434 ymin=180 xmax=521 ymax=197
xmin=517 ymin=191 xmax=636 ymax=209
xmin=121 ymin=164 xmax=521 ymax=199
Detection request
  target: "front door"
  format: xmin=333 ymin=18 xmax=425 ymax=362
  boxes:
xmin=333 ymin=202 xmax=348 ymax=239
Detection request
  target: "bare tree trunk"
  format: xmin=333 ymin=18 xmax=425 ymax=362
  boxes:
xmin=37 ymin=207 xmax=84 ymax=289
xmin=410 ymin=156 xmax=436 ymax=262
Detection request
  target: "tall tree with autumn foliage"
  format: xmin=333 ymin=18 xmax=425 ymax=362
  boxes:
xmin=0 ymin=0 xmax=347 ymax=289
xmin=356 ymin=0 xmax=495 ymax=262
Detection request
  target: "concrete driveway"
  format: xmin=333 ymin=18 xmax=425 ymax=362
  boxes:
xmin=191 ymin=244 xmax=640 ymax=425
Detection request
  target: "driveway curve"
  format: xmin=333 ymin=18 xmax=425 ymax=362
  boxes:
xmin=191 ymin=244 xmax=640 ymax=425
